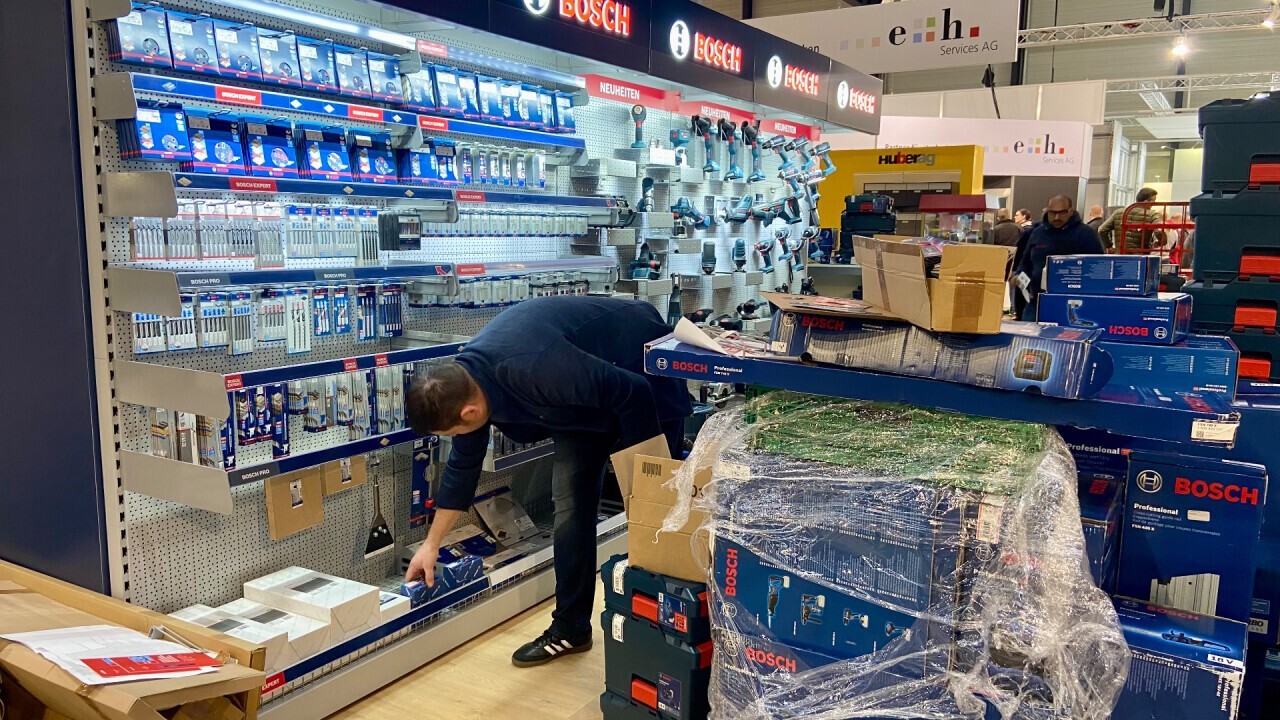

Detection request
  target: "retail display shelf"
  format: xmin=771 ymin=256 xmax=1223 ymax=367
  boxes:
xmin=484 ymin=443 xmax=555 ymax=473
xmin=117 ymin=343 xmax=463 ymax=420
xmin=173 ymin=172 xmax=458 ymax=201
xmin=257 ymin=518 xmax=627 ymax=719
xmin=453 ymin=255 xmax=618 ymax=277
xmin=645 ymin=338 xmax=1242 ymax=446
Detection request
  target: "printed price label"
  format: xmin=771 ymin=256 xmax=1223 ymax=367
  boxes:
xmin=976 ymin=496 xmax=1006 ymax=545
xmin=611 ymin=613 xmax=625 ymax=643
xmin=612 ymin=558 xmax=629 ymax=595
xmin=1192 ymin=419 xmax=1238 ymax=443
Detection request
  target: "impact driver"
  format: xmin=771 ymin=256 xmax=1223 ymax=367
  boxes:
xmin=719 ymin=118 xmax=742 ymax=181
xmin=692 ymin=115 xmax=719 ymax=174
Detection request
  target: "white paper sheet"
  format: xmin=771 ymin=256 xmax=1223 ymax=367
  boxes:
xmin=1 ymin=625 xmax=220 ymax=686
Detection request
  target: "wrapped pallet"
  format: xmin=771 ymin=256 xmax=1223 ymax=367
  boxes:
xmin=659 ymin=392 xmax=1129 ymax=720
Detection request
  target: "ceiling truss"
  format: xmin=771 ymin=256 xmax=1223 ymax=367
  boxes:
xmin=1018 ymin=9 xmax=1271 ymax=48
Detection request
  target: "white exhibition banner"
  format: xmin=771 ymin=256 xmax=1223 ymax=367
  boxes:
xmin=829 ymin=116 xmax=1094 ymax=178
xmin=745 ymin=0 xmax=1019 ymax=75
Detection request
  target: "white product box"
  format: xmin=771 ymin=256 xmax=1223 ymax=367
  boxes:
xmin=218 ymin=597 xmax=336 ymax=664
xmin=170 ymin=604 xmax=291 ymax=672
xmin=243 ymin=567 xmax=379 ymax=641
xmin=378 ymin=591 xmax=411 ymax=625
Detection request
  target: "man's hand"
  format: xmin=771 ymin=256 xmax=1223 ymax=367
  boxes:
xmin=405 ymin=541 xmax=439 ymax=586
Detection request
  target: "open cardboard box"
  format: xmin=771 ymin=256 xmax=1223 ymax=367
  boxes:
xmin=627 ymin=455 xmax=712 ymax=584
xmin=853 ymin=235 xmax=1012 ymax=334
xmin=0 ymin=561 xmax=266 ymax=720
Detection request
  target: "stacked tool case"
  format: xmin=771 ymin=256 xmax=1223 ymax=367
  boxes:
xmin=1187 ymin=94 xmax=1280 ymax=382
xmin=600 ymin=555 xmax=713 ymax=720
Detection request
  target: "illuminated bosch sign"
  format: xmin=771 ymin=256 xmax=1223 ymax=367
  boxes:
xmin=650 ymin=3 xmax=753 ymax=102
xmin=836 ymin=80 xmax=877 ymax=114
xmin=537 ymin=0 xmax=633 ymax=37
xmin=669 ymin=20 xmax=744 ymax=73
xmin=826 ymin=59 xmax=883 ymax=134
xmin=765 ymin=55 xmax=821 ymax=96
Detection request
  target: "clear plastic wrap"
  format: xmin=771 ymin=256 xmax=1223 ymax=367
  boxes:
xmin=660 ymin=392 xmax=1129 ymax=720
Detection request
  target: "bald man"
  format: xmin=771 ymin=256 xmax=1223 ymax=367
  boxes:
xmin=1086 ymin=205 xmax=1105 ymax=233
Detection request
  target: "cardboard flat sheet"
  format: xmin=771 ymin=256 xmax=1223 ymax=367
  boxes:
xmin=265 ymin=469 xmax=325 ymax=540
xmin=610 ymin=435 xmax=672 ymax=508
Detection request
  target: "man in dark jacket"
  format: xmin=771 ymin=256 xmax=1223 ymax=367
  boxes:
xmin=1014 ymin=195 xmax=1105 ymax=320
xmin=992 ymin=208 xmax=1020 ymax=247
xmin=404 ymin=296 xmax=690 ymax=666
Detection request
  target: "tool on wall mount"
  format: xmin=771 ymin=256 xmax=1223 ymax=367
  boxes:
xmin=719 ymin=118 xmax=742 ymax=181
xmin=741 ymin=120 xmax=766 ymax=183
xmin=731 ymin=238 xmax=747 ymax=271
xmin=667 ymin=274 xmax=683 ymax=326
xmin=755 ymin=237 xmax=776 ymax=274
xmin=637 ymin=177 xmax=655 ymax=213
xmin=800 ymin=276 xmax=818 ymax=296
xmin=364 ymin=467 xmax=395 ymax=559
xmin=630 ymin=241 xmax=662 ymax=280
xmin=727 ymin=195 xmax=753 ymax=224
xmin=762 ymin=135 xmax=792 ymax=171
xmin=671 ymin=197 xmax=712 ymax=229
xmin=669 ymin=129 xmax=691 ymax=166
xmin=630 ymin=104 xmax=647 ymax=149
xmin=786 ymin=137 xmax=816 ymax=174
xmin=692 ymin=115 xmax=720 ymax=174
xmin=701 ymin=241 xmax=717 ymax=275
xmin=775 ymin=227 xmax=793 ymax=263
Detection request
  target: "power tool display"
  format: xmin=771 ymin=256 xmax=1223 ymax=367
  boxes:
xmin=672 ymin=197 xmax=712 ymax=229
xmin=629 ymin=242 xmax=661 ymax=280
xmin=692 ymin=115 xmax=719 ymax=174
xmin=742 ymin=120 xmax=765 ymax=183
xmin=669 ymin=128 xmax=690 ymax=166
xmin=755 ymin=237 xmax=776 ymax=274
xmin=838 ymin=194 xmax=896 ymax=264
xmin=731 ymin=238 xmax=747 ymax=271
xmin=701 ymin=240 xmax=717 ymax=275
xmin=719 ymin=118 xmax=742 ymax=181
xmin=629 ymin=104 xmax=646 ymax=149
xmin=667 ymin=274 xmax=682 ymax=326
xmin=636 ymin=177 xmax=654 ymax=213
xmin=726 ymin=195 xmax=753 ymax=224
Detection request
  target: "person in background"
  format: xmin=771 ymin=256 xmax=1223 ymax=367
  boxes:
xmin=993 ymin=208 xmax=1021 ymax=247
xmin=1168 ymin=213 xmax=1195 ymax=271
xmin=1009 ymin=208 xmax=1045 ymax=320
xmin=1015 ymin=208 xmax=1033 ymax=230
xmin=1013 ymin=195 xmax=1105 ymax=321
xmin=1086 ymin=205 xmax=1105 ymax=233
xmin=1099 ymin=187 xmax=1164 ymax=253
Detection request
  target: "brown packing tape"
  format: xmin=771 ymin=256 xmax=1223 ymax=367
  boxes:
xmin=950 ymin=271 xmax=987 ymax=333
xmin=873 ymin=245 xmax=892 ymax=313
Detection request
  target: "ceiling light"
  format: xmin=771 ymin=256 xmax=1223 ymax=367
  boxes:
xmin=1264 ymin=3 xmax=1280 ymax=28
xmin=1171 ymin=35 xmax=1189 ymax=57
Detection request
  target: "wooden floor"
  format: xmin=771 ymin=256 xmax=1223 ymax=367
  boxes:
xmin=327 ymin=591 xmax=607 ymax=720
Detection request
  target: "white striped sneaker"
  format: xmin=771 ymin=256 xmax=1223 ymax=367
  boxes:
xmin=511 ymin=629 xmax=593 ymax=667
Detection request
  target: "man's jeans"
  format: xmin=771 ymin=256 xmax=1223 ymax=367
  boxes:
xmin=548 ymin=419 xmax=685 ymax=639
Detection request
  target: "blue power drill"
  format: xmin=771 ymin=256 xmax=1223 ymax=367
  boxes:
xmin=719 ymin=118 xmax=742 ymax=181
xmin=755 ymin=237 xmax=776 ymax=273
xmin=741 ymin=120 xmax=766 ymax=183
xmin=691 ymin=115 xmax=719 ymax=174
xmin=669 ymin=129 xmax=690 ymax=166
xmin=762 ymin=135 xmax=792 ymax=171
xmin=786 ymin=137 xmax=816 ymax=173
xmin=671 ymin=197 xmax=711 ymax=229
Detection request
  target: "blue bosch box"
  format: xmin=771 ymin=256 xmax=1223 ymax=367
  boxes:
xmin=400 ymin=69 xmax=436 ymax=113
xmin=476 ymin=75 xmax=503 ymax=123
xmin=1111 ymin=598 xmax=1246 ymax=720
xmin=296 ymin=37 xmax=338 ymax=94
xmin=1117 ymin=451 xmax=1268 ymax=624
xmin=519 ymin=83 xmax=547 ymax=130
xmin=181 ymin=109 xmax=244 ymax=176
xmin=457 ymin=70 xmax=481 ymax=120
xmin=554 ymin=90 xmax=576 ymax=133
xmin=601 ymin=610 xmax=711 ymax=720
xmin=1038 ymin=293 xmax=1192 ymax=345
xmin=241 ymin=116 xmax=297 ymax=178
xmin=1099 ymin=335 xmax=1240 ymax=398
xmin=296 ymin=123 xmax=351 ymax=182
xmin=430 ymin=65 xmax=466 ymax=117
xmin=332 ymin=45 xmax=372 ymax=100
xmin=500 ymin=79 xmax=522 ymax=125
xmin=347 ymin=130 xmax=396 ymax=184
xmin=1079 ymin=473 xmax=1124 ymax=593
xmin=255 ymin=28 xmax=301 ymax=89
xmin=399 ymin=148 xmax=438 ymax=185
xmin=1045 ymin=255 xmax=1161 ymax=297
xmin=366 ymin=52 xmax=402 ymax=103
xmin=109 ymin=2 xmax=171 ymax=68
xmin=165 ymin=11 xmax=219 ymax=76
xmin=212 ymin=19 xmax=260 ymax=82
xmin=119 ymin=101 xmax=190 ymax=162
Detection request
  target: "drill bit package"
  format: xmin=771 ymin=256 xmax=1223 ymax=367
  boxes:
xmin=659 ymin=393 xmax=1128 ymax=720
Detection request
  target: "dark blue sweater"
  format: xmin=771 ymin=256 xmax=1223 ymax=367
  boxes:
xmin=435 ymin=296 xmax=690 ymax=510
xmin=1016 ymin=211 xmax=1104 ymax=298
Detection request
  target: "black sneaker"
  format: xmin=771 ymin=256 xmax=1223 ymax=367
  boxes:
xmin=511 ymin=629 xmax=592 ymax=668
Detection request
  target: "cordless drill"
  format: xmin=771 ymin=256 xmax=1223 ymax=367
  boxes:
xmin=789 ymin=229 xmax=810 ymax=272
xmin=701 ymin=241 xmax=717 ymax=275
xmin=755 ymin=237 xmax=776 ymax=273
xmin=671 ymin=197 xmax=711 ymax=229
xmin=637 ymin=177 xmax=654 ymax=213
xmin=762 ymin=135 xmax=792 ymax=172
xmin=630 ymin=105 xmax=647 ymax=149
xmin=691 ymin=115 xmax=719 ymax=174
xmin=669 ymin=129 xmax=690 ymax=167
xmin=786 ymin=137 xmax=816 ymax=173
xmin=741 ymin=120 xmax=765 ymax=183
xmin=719 ymin=118 xmax=742 ymax=181
xmin=629 ymin=242 xmax=661 ymax=280
xmin=775 ymin=227 xmax=793 ymax=263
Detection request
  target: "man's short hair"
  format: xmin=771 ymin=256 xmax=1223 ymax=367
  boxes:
xmin=1137 ymin=187 xmax=1158 ymax=202
xmin=1048 ymin=195 xmax=1074 ymax=208
xmin=997 ymin=208 xmax=1011 ymax=220
xmin=1016 ymin=208 xmax=1031 ymax=220
xmin=407 ymin=362 xmax=475 ymax=436
xmin=1090 ymin=204 xmax=1104 ymax=216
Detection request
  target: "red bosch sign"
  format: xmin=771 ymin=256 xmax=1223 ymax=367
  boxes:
xmin=801 ymin=315 xmax=844 ymax=331
xmin=347 ymin=105 xmax=382 ymax=122
xmin=696 ymin=32 xmax=742 ymax=72
xmin=215 ymin=86 xmax=262 ymax=106
xmin=583 ymin=74 xmax=676 ymax=110
xmin=1175 ymin=477 xmax=1261 ymax=505
xmin=557 ymin=0 xmax=632 ymax=37
xmin=416 ymin=40 xmax=448 ymax=58
xmin=745 ymin=644 xmax=798 ymax=673
xmin=760 ymin=118 xmax=820 ymax=142
xmin=457 ymin=263 xmax=487 ymax=276
xmin=419 ymin=116 xmax=450 ymax=133
xmin=229 ymin=178 xmax=277 ymax=192
xmin=722 ymin=547 xmax=738 ymax=596
xmin=676 ymin=100 xmax=754 ymax=125
xmin=455 ymin=191 xmax=487 ymax=203
xmin=225 ymin=375 xmax=244 ymax=391
xmin=342 ymin=358 xmax=359 ymax=372
xmin=262 ymin=673 xmax=285 ymax=695
xmin=374 ymin=354 xmax=390 ymax=368
xmin=784 ymin=65 xmax=821 ymax=97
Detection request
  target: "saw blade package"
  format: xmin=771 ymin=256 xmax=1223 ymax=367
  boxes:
xmin=658 ymin=393 xmax=1129 ymax=720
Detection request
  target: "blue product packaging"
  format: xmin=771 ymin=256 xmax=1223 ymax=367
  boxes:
xmin=347 ymin=130 xmax=397 ymax=184
xmin=430 ymin=138 xmax=458 ymax=185
xmin=332 ymin=45 xmax=372 ymax=100
xmin=332 ymin=286 xmax=352 ymax=333
xmin=296 ymin=37 xmax=338 ymax=94
xmin=1079 ymin=472 xmax=1124 ymax=593
xmin=166 ymin=11 xmax=219 ymax=76
xmin=399 ymin=147 xmax=438 ymax=185
xmin=538 ymin=88 xmax=555 ymax=132
xmin=256 ymin=28 xmax=301 ymax=88
xmin=120 ymin=101 xmax=190 ymax=162
xmin=182 ymin=109 xmax=245 ymax=175
xmin=1099 ymin=335 xmax=1240 ymax=398
xmin=400 ymin=69 xmax=437 ymax=112
xmin=475 ymin=75 xmax=503 ymax=123
xmin=1117 ymin=451 xmax=1268 ymax=624
xmin=459 ymin=147 xmax=473 ymax=184
xmin=109 ymin=2 xmax=172 ymax=68
xmin=457 ymin=70 xmax=481 ymax=120
xmin=269 ymin=383 xmax=290 ymax=459
xmin=212 ymin=20 xmax=261 ymax=81
xmin=554 ymin=90 xmax=576 ymax=133
xmin=1045 ymin=254 xmax=1161 ymax=297
xmin=401 ymin=555 xmax=484 ymax=608
xmin=366 ymin=52 xmax=401 ymax=102
xmin=518 ymin=84 xmax=546 ymax=129
xmin=499 ymin=80 xmax=522 ymax=125
xmin=296 ymin=123 xmax=351 ymax=182
xmin=1038 ymin=292 xmax=1192 ymax=345
xmin=430 ymin=65 xmax=465 ymax=116
xmin=240 ymin=116 xmax=297 ymax=178
xmin=1111 ymin=598 xmax=1246 ymax=720
xmin=222 ymin=392 xmax=236 ymax=470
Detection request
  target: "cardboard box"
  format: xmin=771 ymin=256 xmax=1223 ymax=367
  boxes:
xmin=320 ymin=455 xmax=367 ymax=495
xmin=627 ymin=456 xmax=711 ymax=583
xmin=853 ymin=235 xmax=1011 ymax=334
xmin=264 ymin=469 xmax=324 ymax=540
xmin=170 ymin=605 xmax=290 ymax=673
xmin=1099 ymin=335 xmax=1239 ymax=398
xmin=377 ymin=591 xmax=411 ymax=625
xmin=1117 ymin=451 xmax=1268 ymax=623
xmin=244 ymin=568 xmax=379 ymax=641
xmin=1112 ymin=598 xmax=1246 ymax=720
xmin=1038 ymin=293 xmax=1192 ymax=345
xmin=1078 ymin=473 xmax=1124 ymax=593
xmin=217 ymin=598 xmax=335 ymax=663
xmin=0 ymin=566 xmax=264 ymax=720
xmin=1045 ymin=254 xmax=1161 ymax=297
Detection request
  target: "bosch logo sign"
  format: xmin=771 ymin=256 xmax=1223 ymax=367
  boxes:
xmin=802 ymin=315 xmax=845 ymax=331
xmin=669 ymin=20 xmax=691 ymax=59
xmin=837 ymin=80 xmax=877 ymax=114
xmin=1175 ymin=477 xmax=1260 ymax=505
xmin=655 ymin=357 xmax=669 ymax=370
xmin=722 ymin=547 xmax=738 ymax=596
xmin=766 ymin=55 xmax=783 ymax=88
xmin=555 ymin=0 xmax=633 ymax=37
xmin=745 ymin=645 xmax=797 ymax=673
xmin=1135 ymin=470 xmax=1163 ymax=494
xmin=524 ymin=0 xmax=551 ymax=14
xmin=671 ymin=361 xmax=708 ymax=373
